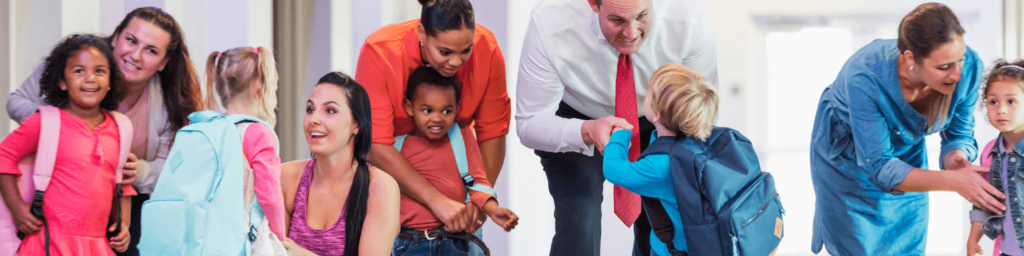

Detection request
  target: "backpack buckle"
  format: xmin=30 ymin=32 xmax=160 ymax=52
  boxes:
xmin=462 ymin=175 xmax=474 ymax=187
xmin=248 ymin=225 xmax=257 ymax=242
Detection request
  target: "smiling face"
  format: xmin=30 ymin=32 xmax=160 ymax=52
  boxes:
xmin=304 ymin=83 xmax=359 ymax=156
xmin=590 ymin=0 xmax=653 ymax=55
xmin=987 ymin=79 xmax=1024 ymax=134
xmin=61 ymin=46 xmax=112 ymax=112
xmin=417 ymin=25 xmax=474 ymax=77
xmin=907 ymin=35 xmax=966 ymax=95
xmin=112 ymin=17 xmax=170 ymax=86
xmin=405 ymin=84 xmax=458 ymax=140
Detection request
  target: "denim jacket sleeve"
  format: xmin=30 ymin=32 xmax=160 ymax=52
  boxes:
xmin=938 ymin=48 xmax=982 ymax=170
xmin=970 ymin=206 xmax=994 ymax=223
xmin=847 ymin=74 xmax=914 ymax=194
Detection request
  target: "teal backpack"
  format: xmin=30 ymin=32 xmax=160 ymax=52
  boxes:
xmin=138 ymin=111 xmax=278 ymax=256
xmin=393 ymin=124 xmax=496 ymax=201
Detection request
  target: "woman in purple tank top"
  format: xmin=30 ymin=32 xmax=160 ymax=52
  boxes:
xmin=279 ymin=72 xmax=401 ymax=255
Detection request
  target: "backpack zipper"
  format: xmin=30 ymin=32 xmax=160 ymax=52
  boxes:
xmin=740 ymin=192 xmax=779 ymax=228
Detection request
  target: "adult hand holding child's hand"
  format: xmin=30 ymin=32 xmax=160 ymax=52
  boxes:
xmin=583 ymin=116 xmax=633 ymax=154
xmin=431 ymin=197 xmax=472 ymax=233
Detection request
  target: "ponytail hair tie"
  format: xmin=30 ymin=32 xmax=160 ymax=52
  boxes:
xmin=253 ymin=47 xmax=259 ymax=54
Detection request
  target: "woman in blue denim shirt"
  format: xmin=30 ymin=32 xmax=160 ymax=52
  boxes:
xmin=810 ymin=3 xmax=1003 ymax=255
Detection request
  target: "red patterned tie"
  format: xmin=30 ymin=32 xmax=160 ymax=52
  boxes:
xmin=614 ymin=54 xmax=642 ymax=227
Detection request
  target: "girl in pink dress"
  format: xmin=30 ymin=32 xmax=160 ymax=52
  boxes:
xmin=0 ymin=34 xmax=136 ymax=255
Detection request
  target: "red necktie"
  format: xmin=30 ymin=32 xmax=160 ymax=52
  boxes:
xmin=614 ymin=54 xmax=642 ymax=227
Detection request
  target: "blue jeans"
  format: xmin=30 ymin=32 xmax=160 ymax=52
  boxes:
xmin=392 ymin=229 xmax=474 ymax=256
xmin=538 ymin=102 xmax=653 ymax=256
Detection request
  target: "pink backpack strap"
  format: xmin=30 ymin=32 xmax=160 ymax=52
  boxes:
xmin=982 ymin=138 xmax=998 ymax=181
xmin=981 ymin=138 xmax=1001 ymax=256
xmin=110 ymin=111 xmax=133 ymax=185
xmin=31 ymin=106 xmax=61 ymax=191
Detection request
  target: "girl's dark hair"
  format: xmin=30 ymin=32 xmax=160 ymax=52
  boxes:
xmin=982 ymin=59 xmax=1024 ymax=97
xmin=315 ymin=72 xmax=371 ymax=256
xmin=897 ymin=3 xmax=965 ymax=62
xmin=405 ymin=66 xmax=462 ymax=105
xmin=40 ymin=34 xmax=124 ymax=111
xmin=110 ymin=7 xmax=202 ymax=136
xmin=418 ymin=0 xmax=475 ymax=37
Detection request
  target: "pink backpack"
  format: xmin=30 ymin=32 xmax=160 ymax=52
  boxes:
xmin=0 ymin=106 xmax=132 ymax=255
xmin=981 ymin=138 xmax=1001 ymax=256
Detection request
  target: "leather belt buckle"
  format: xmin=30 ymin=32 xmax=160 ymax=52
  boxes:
xmin=423 ymin=229 xmax=436 ymax=240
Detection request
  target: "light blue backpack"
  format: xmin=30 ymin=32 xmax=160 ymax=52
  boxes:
xmin=393 ymin=124 xmax=496 ymax=201
xmin=138 ymin=111 xmax=278 ymax=256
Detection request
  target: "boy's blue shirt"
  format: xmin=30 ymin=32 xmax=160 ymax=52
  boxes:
xmin=603 ymin=129 xmax=685 ymax=255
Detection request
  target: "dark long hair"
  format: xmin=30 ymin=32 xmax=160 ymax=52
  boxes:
xmin=897 ymin=3 xmax=965 ymax=62
xmin=110 ymin=7 xmax=202 ymax=137
xmin=418 ymin=0 xmax=475 ymax=36
xmin=40 ymin=34 xmax=125 ymax=111
xmin=316 ymin=72 xmax=371 ymax=256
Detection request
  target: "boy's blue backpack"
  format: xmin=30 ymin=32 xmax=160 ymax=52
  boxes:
xmin=138 ymin=111 xmax=278 ymax=256
xmin=641 ymin=127 xmax=784 ymax=256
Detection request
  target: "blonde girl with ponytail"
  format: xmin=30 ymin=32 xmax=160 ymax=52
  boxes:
xmin=204 ymin=46 xmax=288 ymax=244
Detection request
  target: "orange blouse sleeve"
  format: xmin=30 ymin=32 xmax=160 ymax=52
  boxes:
xmin=471 ymin=32 xmax=511 ymax=143
xmin=356 ymin=43 xmax=400 ymax=146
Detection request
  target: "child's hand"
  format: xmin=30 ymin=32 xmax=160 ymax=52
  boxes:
xmin=109 ymin=222 xmax=130 ymax=252
xmin=13 ymin=201 xmax=42 ymax=235
xmin=122 ymin=153 xmax=139 ymax=185
xmin=483 ymin=200 xmax=519 ymax=231
xmin=967 ymin=240 xmax=983 ymax=256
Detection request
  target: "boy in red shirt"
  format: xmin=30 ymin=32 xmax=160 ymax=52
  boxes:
xmin=391 ymin=66 xmax=517 ymax=255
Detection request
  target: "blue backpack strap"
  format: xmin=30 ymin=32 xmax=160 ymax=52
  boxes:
xmin=244 ymin=195 xmax=264 ymax=255
xmin=225 ymin=114 xmax=280 ymax=150
xmin=391 ymin=126 xmax=497 ymax=203
xmin=188 ymin=110 xmax=225 ymax=124
xmin=448 ymin=125 xmax=497 ymax=200
xmin=393 ymin=135 xmax=407 ymax=151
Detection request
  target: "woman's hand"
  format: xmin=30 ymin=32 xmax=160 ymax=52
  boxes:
xmin=464 ymin=203 xmax=485 ymax=234
xmin=122 ymin=153 xmax=139 ymax=185
xmin=283 ymin=238 xmax=317 ymax=256
xmin=13 ymin=201 xmax=41 ymax=235
xmin=109 ymin=222 xmax=130 ymax=252
xmin=950 ymin=165 xmax=1006 ymax=213
xmin=430 ymin=197 xmax=471 ymax=233
xmin=483 ymin=200 xmax=519 ymax=231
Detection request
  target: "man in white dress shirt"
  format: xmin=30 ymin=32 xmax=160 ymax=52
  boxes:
xmin=515 ymin=0 xmax=717 ymax=255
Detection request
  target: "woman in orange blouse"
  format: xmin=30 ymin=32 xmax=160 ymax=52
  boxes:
xmin=355 ymin=0 xmax=509 ymax=235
